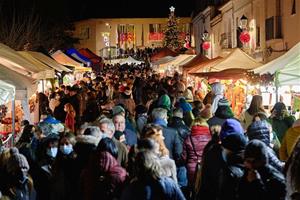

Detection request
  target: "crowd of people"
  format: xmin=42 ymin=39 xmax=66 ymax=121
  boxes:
xmin=0 ymin=61 xmax=300 ymax=200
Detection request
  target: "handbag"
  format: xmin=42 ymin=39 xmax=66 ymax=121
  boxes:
xmin=189 ymin=135 xmax=202 ymax=198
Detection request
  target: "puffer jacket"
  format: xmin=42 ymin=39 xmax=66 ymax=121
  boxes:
xmin=279 ymin=126 xmax=300 ymax=161
xmin=182 ymin=125 xmax=211 ymax=183
xmin=168 ymin=117 xmax=190 ymax=143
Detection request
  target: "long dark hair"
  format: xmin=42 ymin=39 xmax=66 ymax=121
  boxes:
xmin=97 ymin=137 xmax=118 ymax=159
xmin=247 ymin=95 xmax=265 ymax=115
xmin=286 ymin=138 xmax=300 ymax=192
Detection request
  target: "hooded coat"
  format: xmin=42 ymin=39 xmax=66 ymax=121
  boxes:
xmin=211 ymin=83 xmax=224 ymax=115
xmin=182 ymin=125 xmax=211 ymax=183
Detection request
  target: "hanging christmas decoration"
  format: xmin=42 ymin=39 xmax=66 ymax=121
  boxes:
xmin=202 ymin=41 xmax=210 ymax=51
xmin=239 ymin=31 xmax=250 ymax=44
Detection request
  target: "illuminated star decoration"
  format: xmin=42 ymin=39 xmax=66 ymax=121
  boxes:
xmin=169 ymin=6 xmax=175 ymax=12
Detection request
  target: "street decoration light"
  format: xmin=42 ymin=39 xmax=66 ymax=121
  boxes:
xmin=202 ymin=30 xmax=210 ymax=51
xmin=239 ymin=15 xmax=250 ymax=44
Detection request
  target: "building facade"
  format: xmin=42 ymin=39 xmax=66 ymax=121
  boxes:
xmin=73 ymin=17 xmax=191 ymax=57
xmin=193 ymin=0 xmax=300 ymax=62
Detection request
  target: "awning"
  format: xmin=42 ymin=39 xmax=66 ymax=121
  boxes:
xmin=66 ymin=48 xmax=92 ymax=66
xmin=27 ymin=51 xmax=72 ymax=72
xmin=190 ymin=68 xmax=248 ymax=80
xmin=187 ymin=56 xmax=223 ymax=73
xmin=151 ymin=47 xmax=178 ymax=62
xmin=0 ymin=80 xmax=15 ymax=105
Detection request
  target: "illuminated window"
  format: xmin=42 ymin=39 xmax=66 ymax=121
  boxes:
xmin=292 ymin=0 xmax=296 ymax=15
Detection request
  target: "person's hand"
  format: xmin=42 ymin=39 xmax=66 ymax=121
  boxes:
xmin=247 ymin=169 xmax=261 ymax=182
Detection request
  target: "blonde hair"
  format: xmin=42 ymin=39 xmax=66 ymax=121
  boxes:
xmin=143 ymin=124 xmax=169 ymax=157
xmin=65 ymin=103 xmax=76 ymax=117
xmin=192 ymin=117 xmax=208 ymax=127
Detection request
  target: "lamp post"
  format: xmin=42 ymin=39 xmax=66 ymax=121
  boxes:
xmin=202 ymin=30 xmax=210 ymax=53
xmin=239 ymin=15 xmax=250 ymax=45
xmin=240 ymin=15 xmax=248 ymax=30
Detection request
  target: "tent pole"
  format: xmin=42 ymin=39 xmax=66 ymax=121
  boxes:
xmin=11 ymin=98 xmax=15 ymax=146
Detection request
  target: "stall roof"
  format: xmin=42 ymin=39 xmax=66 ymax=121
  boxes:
xmin=190 ymin=68 xmax=248 ymax=80
xmin=152 ymin=56 xmax=177 ymax=65
xmin=180 ymin=53 xmax=210 ymax=70
xmin=187 ymin=56 xmax=223 ymax=73
xmin=0 ymin=64 xmax=37 ymax=100
xmin=0 ymin=43 xmax=53 ymax=79
xmin=151 ymin=47 xmax=178 ymax=62
xmin=17 ymin=51 xmax=55 ymax=79
xmin=0 ymin=80 xmax=15 ymax=105
xmin=79 ymin=48 xmax=102 ymax=63
xmin=253 ymin=42 xmax=300 ymax=86
xmin=66 ymin=48 xmax=92 ymax=66
xmin=27 ymin=51 xmax=72 ymax=72
xmin=206 ymin=48 xmax=262 ymax=72
xmin=51 ymin=50 xmax=91 ymax=72
xmin=120 ymin=56 xmax=144 ymax=65
xmin=158 ymin=54 xmax=196 ymax=67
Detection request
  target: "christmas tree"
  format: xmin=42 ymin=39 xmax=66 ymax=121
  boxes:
xmin=163 ymin=6 xmax=183 ymax=50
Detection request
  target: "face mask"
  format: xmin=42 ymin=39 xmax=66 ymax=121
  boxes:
xmin=47 ymin=147 xmax=58 ymax=158
xmin=60 ymin=144 xmax=73 ymax=155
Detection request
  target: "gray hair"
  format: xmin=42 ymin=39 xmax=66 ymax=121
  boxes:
xmin=135 ymin=151 xmax=162 ymax=180
xmin=151 ymin=108 xmax=168 ymax=120
xmin=99 ymin=118 xmax=115 ymax=134
xmin=83 ymin=126 xmax=103 ymax=139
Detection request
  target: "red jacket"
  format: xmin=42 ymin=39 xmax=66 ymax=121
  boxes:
xmin=182 ymin=125 xmax=211 ymax=183
xmin=65 ymin=113 xmax=75 ymax=132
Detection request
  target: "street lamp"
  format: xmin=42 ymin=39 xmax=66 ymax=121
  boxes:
xmin=202 ymin=30 xmax=209 ymax=40
xmin=240 ymin=15 xmax=248 ymax=30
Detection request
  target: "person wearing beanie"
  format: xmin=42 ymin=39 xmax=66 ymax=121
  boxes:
xmin=238 ymin=140 xmax=286 ymax=200
xmin=135 ymin=105 xmax=148 ymax=134
xmin=178 ymin=97 xmax=194 ymax=127
xmin=168 ymin=108 xmax=190 ymax=143
xmin=280 ymin=119 xmax=300 ymax=161
xmin=207 ymin=98 xmax=236 ymax=129
xmin=115 ymin=86 xmax=136 ymax=117
xmin=269 ymin=102 xmax=296 ymax=143
xmin=183 ymin=88 xmax=194 ymax=103
xmin=210 ymin=82 xmax=225 ymax=115
xmin=219 ymin=118 xmax=244 ymax=141
xmin=2 ymin=147 xmax=36 ymax=200
xmin=157 ymin=94 xmax=171 ymax=111
xmin=192 ymin=100 xmax=204 ymax=118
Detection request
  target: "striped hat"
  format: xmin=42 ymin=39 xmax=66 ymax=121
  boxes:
xmin=218 ymin=98 xmax=230 ymax=107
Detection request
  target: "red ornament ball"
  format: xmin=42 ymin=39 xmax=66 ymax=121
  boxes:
xmin=239 ymin=31 xmax=250 ymax=43
xmin=202 ymin=41 xmax=210 ymax=50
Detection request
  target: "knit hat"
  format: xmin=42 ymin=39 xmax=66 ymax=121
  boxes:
xmin=244 ymin=139 xmax=268 ymax=165
xmin=112 ymin=105 xmax=125 ymax=116
xmin=200 ymin=104 xmax=212 ymax=119
xmin=218 ymin=98 xmax=230 ymax=107
xmin=114 ymin=131 xmax=125 ymax=140
xmin=221 ymin=132 xmax=247 ymax=152
xmin=220 ymin=119 xmax=244 ymax=141
xmin=135 ymin=105 xmax=148 ymax=115
xmin=173 ymin=108 xmax=183 ymax=119
xmin=183 ymin=89 xmax=194 ymax=103
xmin=6 ymin=147 xmax=30 ymax=173
xmin=247 ymin=121 xmax=270 ymax=146
xmin=157 ymin=94 xmax=171 ymax=111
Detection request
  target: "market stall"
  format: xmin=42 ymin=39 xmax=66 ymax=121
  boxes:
xmin=66 ymin=48 xmax=92 ymax=67
xmin=150 ymin=47 xmax=178 ymax=62
xmin=120 ymin=56 xmax=144 ymax=65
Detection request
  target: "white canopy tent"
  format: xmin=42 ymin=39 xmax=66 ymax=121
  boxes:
xmin=120 ymin=56 xmax=144 ymax=65
xmin=204 ymin=48 xmax=262 ymax=72
xmin=0 ymin=80 xmax=15 ymax=105
xmin=0 ymin=43 xmax=55 ymax=79
xmin=253 ymin=42 xmax=300 ymax=86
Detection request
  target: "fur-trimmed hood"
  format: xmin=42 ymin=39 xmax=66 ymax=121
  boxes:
xmin=76 ymin=135 xmax=100 ymax=146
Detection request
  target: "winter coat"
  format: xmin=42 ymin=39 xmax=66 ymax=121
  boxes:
xmin=121 ymin=176 xmax=185 ymax=200
xmin=168 ymin=117 xmax=190 ymax=143
xmin=211 ymin=83 xmax=224 ymax=114
xmin=154 ymin=119 xmax=182 ymax=161
xmin=83 ymin=100 xmax=100 ymax=123
xmin=65 ymin=113 xmax=75 ymax=133
xmin=81 ymin=151 xmax=127 ymax=200
xmin=279 ymin=126 xmax=300 ymax=161
xmin=115 ymin=97 xmax=136 ymax=117
xmin=269 ymin=116 xmax=296 ymax=142
xmin=124 ymin=128 xmax=138 ymax=146
xmin=136 ymin=114 xmax=148 ymax=134
xmin=159 ymin=156 xmax=178 ymax=184
xmin=239 ymin=110 xmax=255 ymax=130
xmin=182 ymin=125 xmax=211 ymax=183
xmin=112 ymin=137 xmax=128 ymax=168
xmin=53 ymin=97 xmax=67 ymax=123
xmin=238 ymin=165 xmax=286 ymax=200
xmin=74 ymin=135 xmax=99 ymax=176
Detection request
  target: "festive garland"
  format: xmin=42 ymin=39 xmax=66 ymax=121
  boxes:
xmin=246 ymin=71 xmax=274 ymax=86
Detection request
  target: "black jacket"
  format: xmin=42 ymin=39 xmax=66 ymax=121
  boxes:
xmin=168 ymin=117 xmax=190 ymax=143
xmin=238 ymin=165 xmax=286 ymax=200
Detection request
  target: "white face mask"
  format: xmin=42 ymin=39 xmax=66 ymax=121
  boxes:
xmin=60 ymin=144 xmax=73 ymax=155
xmin=47 ymin=147 xmax=58 ymax=158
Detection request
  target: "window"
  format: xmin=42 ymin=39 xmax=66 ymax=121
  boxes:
xmin=149 ymin=24 xmax=162 ymax=33
xmin=292 ymin=0 xmax=296 ymax=14
xmin=256 ymin=26 xmax=260 ymax=47
xmin=265 ymin=17 xmax=274 ymax=41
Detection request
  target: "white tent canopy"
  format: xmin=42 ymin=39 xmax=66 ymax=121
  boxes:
xmin=253 ymin=42 xmax=300 ymax=86
xmin=120 ymin=56 xmax=144 ymax=65
xmin=158 ymin=54 xmax=196 ymax=68
xmin=151 ymin=56 xmax=177 ymax=65
xmin=0 ymin=64 xmax=37 ymax=100
xmin=27 ymin=51 xmax=72 ymax=72
xmin=0 ymin=80 xmax=15 ymax=105
xmin=205 ymin=48 xmax=262 ymax=72
xmin=0 ymin=43 xmax=54 ymax=79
